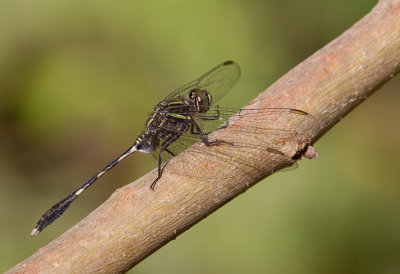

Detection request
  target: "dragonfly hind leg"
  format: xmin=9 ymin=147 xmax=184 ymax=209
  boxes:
xmin=150 ymin=134 xmax=181 ymax=191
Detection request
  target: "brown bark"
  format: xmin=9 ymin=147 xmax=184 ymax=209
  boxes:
xmin=8 ymin=0 xmax=400 ymax=273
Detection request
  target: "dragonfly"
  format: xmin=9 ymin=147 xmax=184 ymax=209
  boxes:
xmin=30 ymin=60 xmax=320 ymax=237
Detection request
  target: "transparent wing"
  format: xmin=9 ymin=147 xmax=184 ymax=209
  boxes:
xmin=154 ymin=107 xmax=320 ymax=179
xmin=165 ymin=61 xmax=241 ymax=103
xmin=163 ymin=137 xmax=288 ymax=180
xmin=179 ymin=106 xmax=319 ymax=142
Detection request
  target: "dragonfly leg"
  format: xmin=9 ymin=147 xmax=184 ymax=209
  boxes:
xmin=150 ymin=134 xmax=182 ymax=191
xmin=195 ymin=105 xmax=221 ymax=121
xmin=189 ymin=119 xmax=232 ymax=147
xmin=165 ymin=148 xmax=176 ymax=156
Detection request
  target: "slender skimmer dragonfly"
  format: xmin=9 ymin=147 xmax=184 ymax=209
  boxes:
xmin=30 ymin=60 xmax=320 ymax=237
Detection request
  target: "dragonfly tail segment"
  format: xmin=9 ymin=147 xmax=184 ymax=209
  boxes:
xmin=30 ymin=145 xmax=138 ymax=237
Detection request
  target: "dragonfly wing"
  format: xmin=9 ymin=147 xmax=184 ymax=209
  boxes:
xmin=165 ymin=61 xmax=240 ymax=103
xmin=186 ymin=106 xmax=320 ymax=140
xmin=160 ymin=106 xmax=320 ymax=179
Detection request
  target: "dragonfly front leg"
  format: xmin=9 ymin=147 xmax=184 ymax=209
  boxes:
xmin=195 ymin=105 xmax=221 ymax=121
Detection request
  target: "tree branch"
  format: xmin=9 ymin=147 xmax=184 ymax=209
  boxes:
xmin=8 ymin=0 xmax=400 ymax=273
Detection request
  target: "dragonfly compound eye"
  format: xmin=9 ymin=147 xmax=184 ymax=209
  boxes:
xmin=190 ymin=89 xmax=212 ymax=113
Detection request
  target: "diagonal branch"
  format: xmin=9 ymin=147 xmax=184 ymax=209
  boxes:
xmin=7 ymin=0 xmax=400 ymax=273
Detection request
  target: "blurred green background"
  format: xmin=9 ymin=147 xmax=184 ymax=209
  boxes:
xmin=1 ymin=0 xmax=399 ymax=273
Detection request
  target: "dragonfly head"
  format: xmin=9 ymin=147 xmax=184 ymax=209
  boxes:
xmin=135 ymin=131 xmax=158 ymax=153
xmin=189 ymin=88 xmax=212 ymax=113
